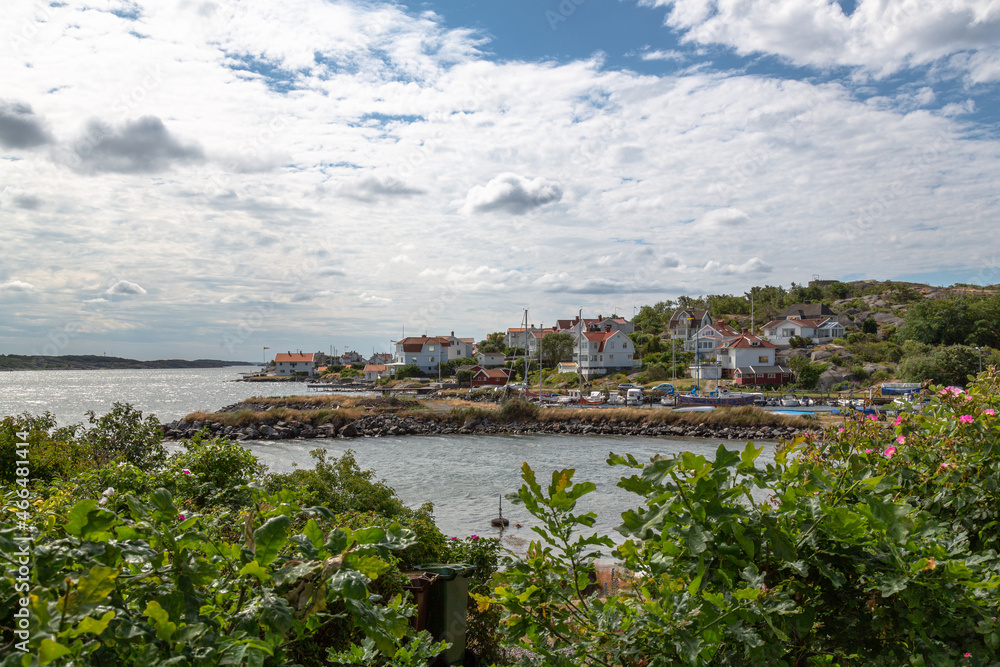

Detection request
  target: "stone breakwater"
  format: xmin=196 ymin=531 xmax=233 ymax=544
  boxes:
xmin=161 ymin=412 xmax=805 ymax=443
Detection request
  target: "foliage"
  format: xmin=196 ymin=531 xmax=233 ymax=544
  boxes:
xmin=492 ymin=369 xmax=1000 ymax=665
xmin=787 ymin=335 xmax=812 ymax=349
xmin=0 ymin=413 xmax=94 ymax=484
xmin=0 ymin=481 xmax=433 ymax=666
xmin=541 ymin=333 xmax=575 ymax=364
xmin=394 ymin=364 xmax=423 ymax=380
xmin=901 ymin=293 xmax=1000 ymax=348
xmin=788 ymin=357 xmax=827 ymax=390
xmin=898 ymin=344 xmax=983 ymax=387
xmin=160 ymin=431 xmax=268 ymax=508
xmin=80 ymin=403 xmax=166 ymax=471
xmin=862 ymin=317 xmax=878 ymax=335
xmin=339 ymin=366 xmax=361 ymax=379
xmin=477 ymin=332 xmax=506 ymax=355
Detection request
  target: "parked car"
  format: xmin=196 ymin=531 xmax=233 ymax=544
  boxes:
xmin=650 ymin=383 xmax=675 ymax=394
xmin=618 ymin=383 xmax=637 ymax=391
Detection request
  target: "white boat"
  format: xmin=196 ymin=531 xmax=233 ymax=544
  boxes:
xmin=626 ymin=387 xmax=644 ymax=406
xmin=780 ymin=395 xmax=801 ymax=407
xmin=606 ymin=391 xmax=625 ymax=406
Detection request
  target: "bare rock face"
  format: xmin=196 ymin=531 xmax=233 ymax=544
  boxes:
xmin=816 ymin=367 xmax=852 ymax=391
xmin=811 ymin=350 xmax=834 ymax=363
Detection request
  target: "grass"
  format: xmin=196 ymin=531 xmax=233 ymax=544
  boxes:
xmin=181 ymin=407 xmax=363 ymax=428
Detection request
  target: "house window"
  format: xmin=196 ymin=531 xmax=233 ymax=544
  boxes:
xmin=782 ymin=328 xmax=794 ymax=337
xmin=768 ymin=374 xmax=775 ymax=379
xmin=759 ymin=356 xmax=769 ymax=363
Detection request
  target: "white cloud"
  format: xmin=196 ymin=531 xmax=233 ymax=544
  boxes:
xmin=704 ymin=257 xmax=773 ymax=275
xmin=646 ymin=0 xmax=1000 ymax=76
xmin=358 ymin=292 xmax=392 ymax=305
xmin=695 ymin=207 xmax=749 ymax=228
xmin=0 ymin=280 xmax=37 ymax=292
xmin=460 ymin=173 xmax=563 ymax=215
xmin=641 ymin=49 xmax=686 ymax=61
xmin=106 ymin=280 xmax=147 ymax=295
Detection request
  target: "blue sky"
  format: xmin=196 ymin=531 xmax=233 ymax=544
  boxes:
xmin=2 ymin=0 xmax=999 ymax=360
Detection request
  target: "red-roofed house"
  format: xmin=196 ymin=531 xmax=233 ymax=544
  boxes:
xmin=470 ymin=365 xmax=513 ymax=387
xmin=274 ymin=352 xmax=316 ymax=376
xmin=364 ymin=364 xmax=391 ymax=381
xmin=573 ymin=329 xmax=638 ymax=379
xmin=715 ymin=334 xmax=778 ymax=375
xmin=391 ymin=335 xmax=452 ymax=374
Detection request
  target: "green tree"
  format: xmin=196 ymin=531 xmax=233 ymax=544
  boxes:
xmin=82 ymin=402 xmax=165 ymax=470
xmin=862 ymin=317 xmax=878 ymax=335
xmin=394 ymin=364 xmax=422 ymax=380
xmin=540 ymin=333 xmax=575 ymax=364
xmin=477 ymin=332 xmax=506 ymax=354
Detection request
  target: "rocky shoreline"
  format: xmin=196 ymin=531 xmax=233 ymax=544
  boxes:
xmin=161 ymin=411 xmax=806 ymax=443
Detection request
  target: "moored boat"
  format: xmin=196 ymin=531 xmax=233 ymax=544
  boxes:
xmin=676 ymin=386 xmax=760 ymax=407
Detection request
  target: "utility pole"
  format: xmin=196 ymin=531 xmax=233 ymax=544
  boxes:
xmin=578 ymin=307 xmax=583 ymax=394
xmin=263 ymin=346 xmax=269 ymax=365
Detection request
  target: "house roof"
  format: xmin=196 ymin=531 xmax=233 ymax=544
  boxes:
xmin=581 ymin=330 xmax=624 ymax=352
xmin=473 ymin=367 xmax=511 ymax=379
xmin=669 ymin=308 xmax=710 ymax=328
xmin=762 ymin=317 xmax=833 ymax=330
xmin=558 ymin=361 xmax=579 ymax=368
xmin=364 ymin=364 xmax=387 ymax=372
xmin=720 ymin=334 xmax=778 ymax=350
xmin=779 ymin=303 xmax=837 ymax=320
xmin=397 ymin=336 xmax=451 ymax=352
xmin=735 ymin=365 xmax=792 ymax=375
xmin=275 ymin=352 xmax=315 ymax=363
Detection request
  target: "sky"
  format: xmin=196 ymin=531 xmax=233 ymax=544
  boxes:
xmin=1 ymin=0 xmax=999 ymax=361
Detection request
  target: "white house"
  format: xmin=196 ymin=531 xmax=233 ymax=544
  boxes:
xmin=760 ymin=317 xmax=845 ymax=347
xmin=557 ymin=361 xmax=579 ymax=375
xmin=476 ymin=352 xmax=506 ymax=368
xmin=572 ymin=329 xmax=639 ymax=379
xmin=442 ymin=332 xmax=475 ymax=360
xmin=714 ymin=334 xmax=778 ymax=374
xmin=274 ymin=352 xmax=316 ymax=377
xmin=556 ymin=315 xmax=634 ymax=337
xmin=363 ymin=364 xmax=392 ymax=381
xmin=391 ymin=336 xmax=452 ymax=374
xmin=685 ymin=323 xmax=741 ymax=361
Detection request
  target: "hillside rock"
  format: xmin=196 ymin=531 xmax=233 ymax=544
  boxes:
xmin=816 ymin=367 xmax=852 ymax=391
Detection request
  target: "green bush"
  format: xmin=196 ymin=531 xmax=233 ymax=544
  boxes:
xmin=492 ymin=370 xmax=1000 ymax=664
xmin=80 ymin=402 xmax=166 ymax=470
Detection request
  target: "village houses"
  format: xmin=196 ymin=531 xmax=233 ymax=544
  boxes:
xmin=274 ymin=351 xmax=317 ymax=377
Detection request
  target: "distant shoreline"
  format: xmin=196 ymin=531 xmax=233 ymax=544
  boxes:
xmin=0 ymin=355 xmax=258 ymax=371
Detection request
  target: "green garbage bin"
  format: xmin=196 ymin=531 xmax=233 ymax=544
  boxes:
xmin=418 ymin=563 xmax=477 ymax=665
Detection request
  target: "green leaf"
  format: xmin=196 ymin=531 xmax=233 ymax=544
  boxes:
xmin=353 ymin=527 xmax=386 ymax=545
xmin=149 ymin=488 xmax=178 ymax=522
xmin=68 ymin=610 xmax=115 ymax=638
xmin=65 ymin=500 xmax=116 ymax=539
xmin=325 ymin=528 xmax=348 ymax=555
xmin=301 ymin=506 xmax=336 ymax=520
xmin=304 ymin=518 xmax=325 ymax=550
xmin=703 ymin=590 xmax=726 ymax=609
xmin=253 ymin=515 xmax=291 ymax=566
xmin=344 ymin=553 xmax=390 ymax=580
xmin=272 ymin=562 xmax=318 ymax=587
xmin=330 ymin=569 xmax=369 ymax=600
xmin=73 ymin=565 xmax=119 ymax=606
xmin=38 ymin=639 xmax=71 ymax=665
xmin=239 ymin=560 xmax=272 ymax=583
xmin=144 ymin=600 xmax=177 ymax=641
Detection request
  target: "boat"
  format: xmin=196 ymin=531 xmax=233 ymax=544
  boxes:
xmin=780 ymin=394 xmax=801 ymax=407
xmin=580 ymin=391 xmax=605 ymax=405
xmin=606 ymin=391 xmax=625 ymax=406
xmin=676 ymin=386 xmax=760 ymax=407
xmin=626 ymin=387 xmax=645 ymax=406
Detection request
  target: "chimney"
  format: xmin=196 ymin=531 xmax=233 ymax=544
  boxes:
xmin=451 ymin=331 xmax=455 ymax=337
xmin=605 ymin=324 xmax=612 ymax=332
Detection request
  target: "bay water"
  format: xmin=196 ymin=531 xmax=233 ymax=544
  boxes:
xmin=1 ymin=367 xmax=775 ymax=545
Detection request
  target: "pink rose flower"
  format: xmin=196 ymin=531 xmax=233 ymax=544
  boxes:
xmin=940 ymin=386 xmax=964 ymax=396
xmin=182 ymin=469 xmax=191 ymax=475
xmin=959 ymin=414 xmax=974 ymax=424
xmin=837 ymin=428 xmax=845 ymax=433
xmin=883 ymin=446 xmax=896 ymax=458
xmin=893 ymin=416 xmax=902 ymax=426
xmin=178 ymin=514 xmax=185 ymax=521
xmin=896 ymin=435 xmax=906 ymax=445
xmin=867 ymin=413 xmax=878 ymax=421
xmin=864 ymin=448 xmax=873 ymax=454
xmin=985 ymin=409 xmax=996 ymax=416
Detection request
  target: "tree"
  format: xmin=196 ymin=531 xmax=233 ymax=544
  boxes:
xmin=394 ymin=364 xmax=422 ymax=380
xmin=898 ymin=344 xmax=981 ymax=386
xmin=477 ymin=332 xmax=505 ymax=354
xmin=540 ymin=333 xmax=574 ymax=364
xmin=862 ymin=317 xmax=878 ymax=335
xmin=633 ymin=301 xmax=676 ymax=335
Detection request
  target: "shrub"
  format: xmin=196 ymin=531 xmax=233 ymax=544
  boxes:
xmin=0 ymin=413 xmax=95 ymax=484
xmin=787 ymin=335 xmax=811 ymax=348
xmin=492 ymin=370 xmax=1000 ymax=664
xmin=80 ymin=402 xmax=166 ymax=471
